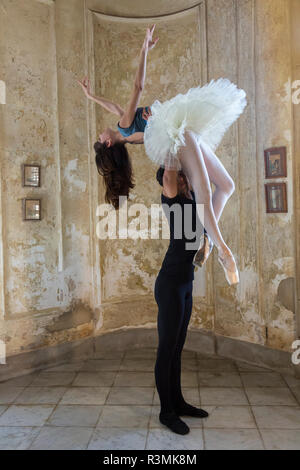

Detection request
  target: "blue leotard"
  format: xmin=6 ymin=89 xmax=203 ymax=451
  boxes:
xmin=117 ymin=106 xmax=150 ymax=137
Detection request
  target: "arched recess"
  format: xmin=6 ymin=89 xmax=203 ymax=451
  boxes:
xmin=86 ymin=0 xmax=204 ymax=18
xmin=83 ymin=1 xmax=214 ymax=332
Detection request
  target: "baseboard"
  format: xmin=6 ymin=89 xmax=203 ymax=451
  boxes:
xmin=0 ymin=327 xmax=299 ymax=382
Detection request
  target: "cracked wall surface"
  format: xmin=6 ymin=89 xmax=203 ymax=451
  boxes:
xmin=0 ymin=0 xmax=298 ymax=360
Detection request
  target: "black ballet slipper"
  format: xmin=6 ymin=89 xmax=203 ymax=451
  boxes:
xmin=174 ymin=402 xmax=209 ymax=418
xmin=159 ymin=411 xmax=190 ymax=435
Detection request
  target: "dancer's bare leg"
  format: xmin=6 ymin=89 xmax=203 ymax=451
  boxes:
xmin=178 ymin=130 xmax=236 ymax=271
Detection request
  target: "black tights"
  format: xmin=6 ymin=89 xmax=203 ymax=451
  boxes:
xmin=154 ymin=271 xmax=193 ymax=414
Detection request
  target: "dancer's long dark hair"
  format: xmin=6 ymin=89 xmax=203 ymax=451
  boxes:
xmin=94 ymin=141 xmax=135 ymax=209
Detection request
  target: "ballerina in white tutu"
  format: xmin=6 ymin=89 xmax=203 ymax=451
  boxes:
xmin=78 ymin=24 xmax=247 ymax=285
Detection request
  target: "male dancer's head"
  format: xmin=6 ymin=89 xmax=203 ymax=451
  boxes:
xmin=156 ymin=167 xmax=191 ymax=197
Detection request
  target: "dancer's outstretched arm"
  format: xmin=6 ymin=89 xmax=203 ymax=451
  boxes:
xmin=119 ymin=24 xmax=159 ymax=128
xmin=77 ymin=77 xmax=125 ymax=117
xmin=78 ymin=25 xmax=158 ymax=123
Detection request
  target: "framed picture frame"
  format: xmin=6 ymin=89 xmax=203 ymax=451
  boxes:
xmin=22 ymin=164 xmax=41 ymax=187
xmin=265 ymin=182 xmax=287 ymax=213
xmin=22 ymin=198 xmax=42 ymax=221
xmin=264 ymin=147 xmax=287 ymax=179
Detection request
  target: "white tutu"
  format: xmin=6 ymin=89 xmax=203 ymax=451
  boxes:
xmin=144 ymin=78 xmax=247 ymax=170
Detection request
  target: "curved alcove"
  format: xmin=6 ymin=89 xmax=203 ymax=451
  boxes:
xmin=86 ymin=0 xmax=202 ymax=18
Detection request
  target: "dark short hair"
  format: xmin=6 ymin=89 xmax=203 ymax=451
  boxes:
xmin=156 ymin=167 xmax=165 ymax=187
xmin=156 ymin=167 xmax=186 ymax=187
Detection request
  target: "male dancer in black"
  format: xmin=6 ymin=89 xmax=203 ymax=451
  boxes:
xmin=154 ymin=167 xmax=209 ymax=435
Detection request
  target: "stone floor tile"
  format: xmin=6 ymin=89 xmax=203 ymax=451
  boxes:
xmin=0 ymin=427 xmax=41 ymax=450
xmin=202 ymin=406 xmax=256 ymax=429
xmin=260 ymin=429 xmax=300 ymax=450
xmin=0 ymin=386 xmax=24 ymax=404
xmin=29 ymin=426 xmax=93 ymax=450
xmin=97 ymin=405 xmax=152 ymax=428
xmin=14 ymin=387 xmax=66 ymax=405
xmin=88 ymin=427 xmax=147 ymax=450
xmin=83 ymin=359 xmax=122 ymax=372
xmin=45 ymin=362 xmax=84 ymax=372
xmin=0 ymin=405 xmax=54 ymax=427
xmin=198 ymin=372 xmax=242 ymax=388
xmin=120 ymin=359 xmax=155 ymax=372
xmin=204 ymin=428 xmax=264 ymax=450
xmin=30 ymin=372 xmax=76 ymax=387
xmin=106 ymin=387 xmax=154 ymax=406
xmin=114 ymin=371 xmax=155 ymax=387
xmin=47 ymin=405 xmax=102 ymax=427
xmin=252 ymin=406 xmax=300 ymax=429
xmin=241 ymin=372 xmax=286 ymax=388
xmin=245 ymin=387 xmax=298 ymax=406
xmin=60 ymin=387 xmax=110 ymax=405
xmin=73 ymin=372 xmax=116 ymax=387
xmin=146 ymin=427 xmax=204 ymax=450
xmin=197 ymin=358 xmax=238 ymax=372
xmin=200 ymin=387 xmax=248 ymax=406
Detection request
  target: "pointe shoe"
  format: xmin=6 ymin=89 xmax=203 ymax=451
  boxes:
xmin=193 ymin=233 xmax=214 ymax=268
xmin=218 ymin=251 xmax=240 ymax=285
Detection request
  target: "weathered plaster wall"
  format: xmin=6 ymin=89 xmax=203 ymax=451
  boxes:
xmin=0 ymin=0 xmax=298 ymax=360
xmin=0 ymin=0 xmax=93 ymax=355
xmin=254 ymin=0 xmax=295 ymax=349
xmin=291 ymin=0 xmax=300 ymax=339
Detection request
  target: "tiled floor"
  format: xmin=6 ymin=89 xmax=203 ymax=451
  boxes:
xmin=0 ymin=348 xmax=300 ymax=450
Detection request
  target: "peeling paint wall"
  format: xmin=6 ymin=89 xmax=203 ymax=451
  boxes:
xmin=0 ymin=0 xmax=298 ymax=359
xmin=0 ymin=0 xmax=93 ymax=356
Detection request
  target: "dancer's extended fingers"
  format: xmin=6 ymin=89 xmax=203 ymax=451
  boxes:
xmin=149 ymin=24 xmax=155 ymax=40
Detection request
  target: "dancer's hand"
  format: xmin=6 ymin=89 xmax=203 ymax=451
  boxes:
xmin=142 ymin=107 xmax=152 ymax=121
xmin=143 ymin=24 xmax=159 ymax=51
xmin=77 ymin=76 xmax=91 ymax=98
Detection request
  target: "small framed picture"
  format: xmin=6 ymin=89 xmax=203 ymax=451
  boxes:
xmin=264 ymin=147 xmax=287 ymax=179
xmin=22 ymin=198 xmax=42 ymax=221
xmin=22 ymin=164 xmax=41 ymax=187
xmin=265 ymin=183 xmax=287 ymax=213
